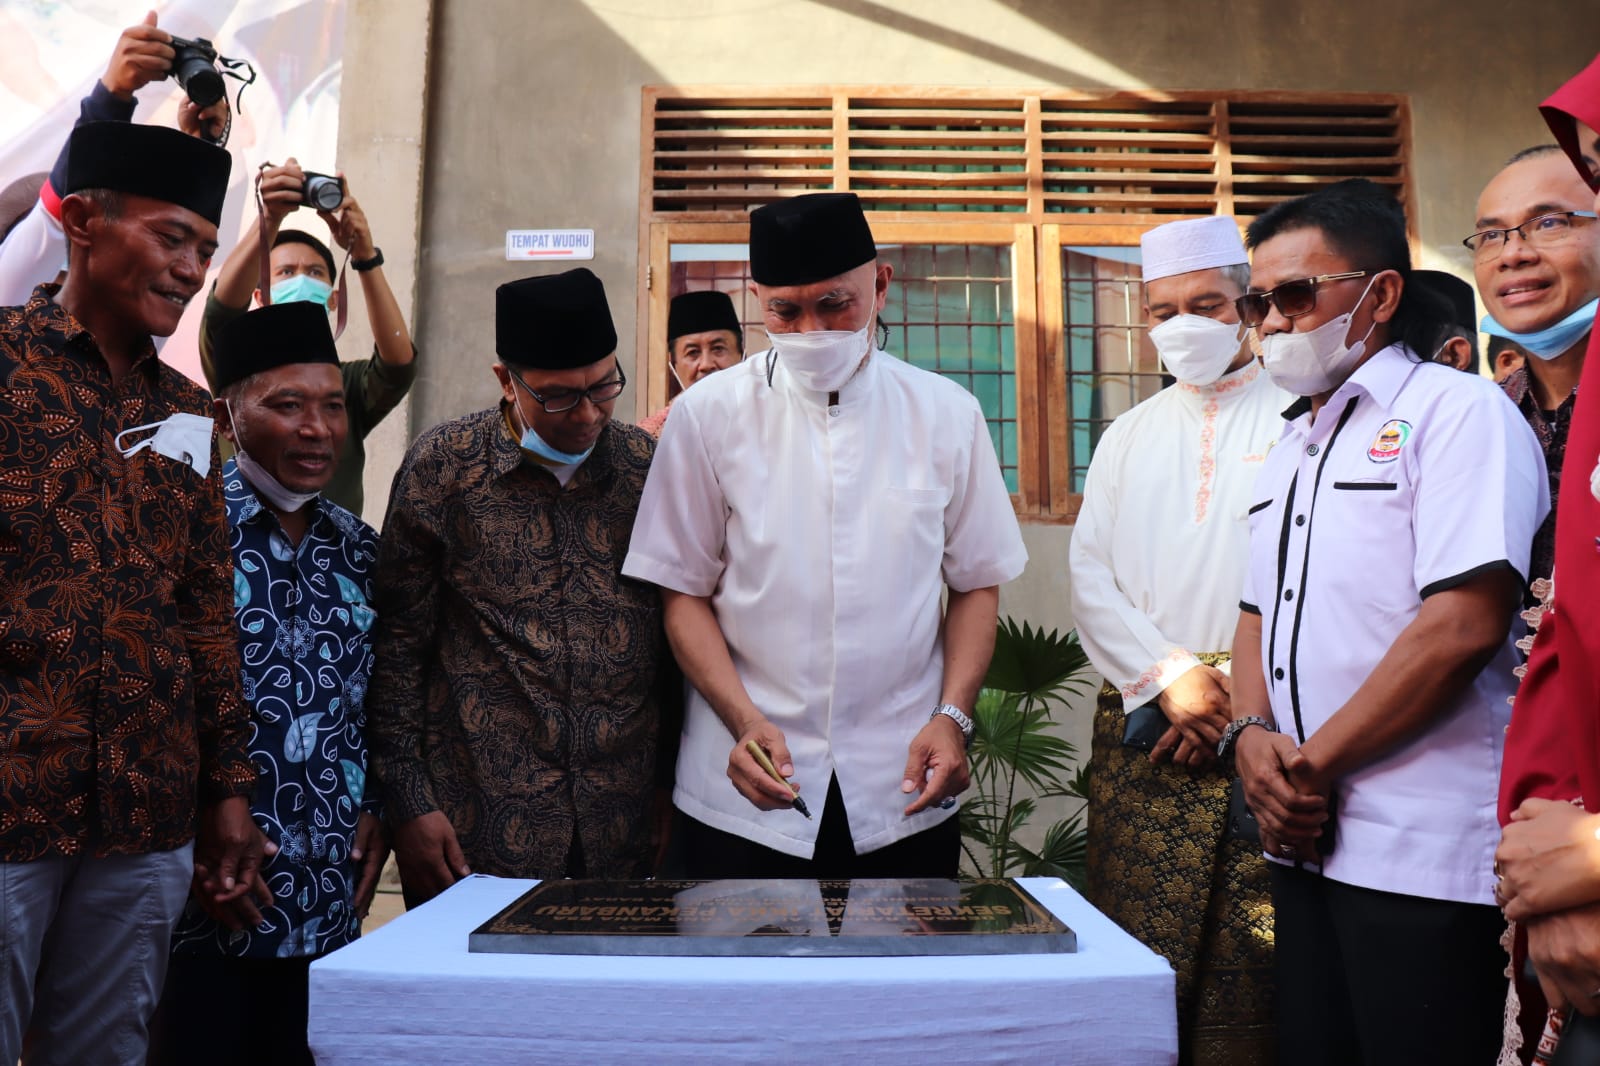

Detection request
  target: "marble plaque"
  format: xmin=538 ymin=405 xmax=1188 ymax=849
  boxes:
xmin=468 ymin=878 xmax=1076 ymax=957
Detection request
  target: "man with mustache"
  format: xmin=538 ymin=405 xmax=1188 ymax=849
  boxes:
xmin=0 ymin=121 xmax=261 ymax=1065
xmin=638 ymin=289 xmax=745 ymax=438
xmin=146 ymin=300 xmax=387 ymax=1066
xmin=367 ymin=268 xmax=678 ymax=904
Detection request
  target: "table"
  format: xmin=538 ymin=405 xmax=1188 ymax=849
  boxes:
xmin=308 ymin=875 xmax=1176 ymax=1065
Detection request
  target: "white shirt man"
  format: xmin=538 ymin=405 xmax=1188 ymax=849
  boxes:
xmin=623 ymin=192 xmax=1026 ymax=878
xmin=1069 ymin=215 xmax=1285 ymax=1063
xmin=1227 ymin=178 xmax=1547 ymax=1065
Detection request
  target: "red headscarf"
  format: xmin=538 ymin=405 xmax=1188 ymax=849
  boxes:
xmin=1500 ymin=51 xmax=1600 ymax=824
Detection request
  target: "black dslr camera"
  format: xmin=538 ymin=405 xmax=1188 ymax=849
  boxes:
xmin=164 ymin=35 xmax=256 ymax=146
xmin=167 ymin=36 xmax=226 ymax=108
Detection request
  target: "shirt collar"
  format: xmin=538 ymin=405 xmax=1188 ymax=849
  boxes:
xmin=491 ymin=403 xmax=616 ymax=489
xmin=1177 ymin=358 xmax=1262 ymax=402
xmin=26 ymin=283 xmax=161 ymax=376
xmin=1279 ymin=343 xmax=1418 ymax=429
xmin=222 ymin=455 xmax=329 ymax=534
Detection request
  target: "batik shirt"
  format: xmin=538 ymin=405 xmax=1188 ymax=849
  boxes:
xmin=0 ymin=286 xmax=255 ymax=862
xmin=171 ymin=458 xmax=380 ymax=959
xmin=367 ymin=411 xmax=674 ymax=880
xmin=1501 ymin=364 xmax=1575 ymax=666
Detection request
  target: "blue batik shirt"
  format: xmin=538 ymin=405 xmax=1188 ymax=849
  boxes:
xmin=171 ymin=457 xmax=381 ymax=959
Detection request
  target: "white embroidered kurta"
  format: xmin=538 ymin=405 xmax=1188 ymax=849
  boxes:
xmin=623 ymin=349 xmax=1028 ymax=858
xmin=1069 ymin=361 xmax=1289 ymax=711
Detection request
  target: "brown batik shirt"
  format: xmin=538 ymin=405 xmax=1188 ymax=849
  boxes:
xmin=1502 ymin=363 xmax=1573 ymax=596
xmin=367 ymin=408 xmax=675 ymax=879
xmin=0 ymin=286 xmax=256 ymax=862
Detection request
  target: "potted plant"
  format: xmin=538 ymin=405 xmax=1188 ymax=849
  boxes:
xmin=959 ymin=619 xmax=1094 ymax=889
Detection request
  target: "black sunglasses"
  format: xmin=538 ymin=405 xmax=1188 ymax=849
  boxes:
xmin=1234 ymin=271 xmax=1371 ymax=328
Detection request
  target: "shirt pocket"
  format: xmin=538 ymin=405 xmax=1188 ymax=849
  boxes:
xmin=883 ymin=486 xmax=948 ymax=587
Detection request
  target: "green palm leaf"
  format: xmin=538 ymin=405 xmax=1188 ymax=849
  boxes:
xmin=984 ymin=619 xmax=1091 ymax=705
xmin=960 ymin=618 xmax=1096 ymax=884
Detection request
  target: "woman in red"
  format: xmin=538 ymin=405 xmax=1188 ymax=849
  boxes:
xmin=1496 ymin=49 xmax=1600 ymax=1066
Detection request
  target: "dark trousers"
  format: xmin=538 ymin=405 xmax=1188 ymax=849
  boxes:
xmin=1270 ymin=864 xmax=1505 ymax=1066
xmin=675 ymin=775 xmax=961 ymax=879
xmin=146 ymin=952 xmax=320 ymax=1066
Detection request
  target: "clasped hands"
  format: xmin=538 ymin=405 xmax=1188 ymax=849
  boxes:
xmin=191 ymin=797 xmax=390 ymax=930
xmin=729 ymin=713 xmax=969 ymax=819
xmin=1151 ymin=664 xmax=1233 ymax=769
xmin=1496 ymin=798 xmax=1600 ymax=1016
xmin=1234 ymin=726 xmax=1332 ymax=864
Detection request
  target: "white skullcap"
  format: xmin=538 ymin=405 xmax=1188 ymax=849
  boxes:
xmin=1140 ymin=216 xmax=1247 ymax=283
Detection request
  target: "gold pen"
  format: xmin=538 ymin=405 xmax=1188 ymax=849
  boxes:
xmin=744 ymin=740 xmax=812 ymax=819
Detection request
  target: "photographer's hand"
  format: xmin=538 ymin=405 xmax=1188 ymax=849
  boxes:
xmin=178 ymin=94 xmax=230 ymax=142
xmin=319 ymin=185 xmax=376 ymax=261
xmin=258 ymin=159 xmax=308 ymax=230
xmin=101 ymin=11 xmax=174 ymax=101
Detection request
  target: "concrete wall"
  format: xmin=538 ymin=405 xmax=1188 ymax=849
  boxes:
xmin=341 ymin=0 xmax=1600 ymax=764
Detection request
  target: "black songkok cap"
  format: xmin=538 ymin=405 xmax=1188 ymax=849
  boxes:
xmin=667 ymin=290 xmax=742 ymax=345
xmin=496 ymin=268 xmax=619 ymax=370
xmin=749 ymin=192 xmax=877 ymax=286
xmin=213 ymin=302 xmax=339 ymax=393
xmin=63 ymin=122 xmax=231 ymax=227
xmin=1409 ymin=269 xmax=1476 ymax=331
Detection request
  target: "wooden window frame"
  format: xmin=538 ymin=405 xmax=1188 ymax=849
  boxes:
xmin=636 ymin=86 xmax=1416 ymax=523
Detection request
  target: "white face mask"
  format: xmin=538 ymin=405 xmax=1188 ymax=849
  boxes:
xmin=115 ymin=412 xmax=214 ymax=478
xmin=1260 ymin=275 xmax=1381 ymax=397
xmin=224 ymin=400 xmax=320 ymax=513
xmin=769 ymin=313 xmax=874 ymax=393
xmin=1149 ymin=314 xmax=1244 ymax=386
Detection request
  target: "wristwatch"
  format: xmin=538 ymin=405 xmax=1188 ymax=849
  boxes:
xmin=932 ymin=704 xmax=974 ymax=748
xmin=1217 ymin=715 xmax=1275 ymax=764
xmin=352 ymin=247 xmax=385 ymax=272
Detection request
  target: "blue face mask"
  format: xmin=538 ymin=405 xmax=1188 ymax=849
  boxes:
xmin=269 ymin=274 xmax=334 ymax=308
xmin=1482 ymin=298 xmax=1598 ymax=360
xmin=508 ymin=381 xmax=594 ymax=466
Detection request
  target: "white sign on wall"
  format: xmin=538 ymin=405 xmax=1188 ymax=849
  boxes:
xmin=505 ymin=229 xmax=595 ymax=261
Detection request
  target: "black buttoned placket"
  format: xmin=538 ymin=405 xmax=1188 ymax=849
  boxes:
xmin=1266 ymin=395 xmax=1361 ymax=744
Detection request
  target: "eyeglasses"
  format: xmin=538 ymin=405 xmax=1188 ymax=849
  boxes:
xmin=511 ymin=364 xmax=627 ymax=414
xmin=1233 ymin=271 xmax=1371 ymax=328
xmin=1461 ymin=210 xmax=1599 ymax=258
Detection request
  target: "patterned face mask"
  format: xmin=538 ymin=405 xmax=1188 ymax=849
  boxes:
xmin=114 ymin=412 xmax=214 ymax=479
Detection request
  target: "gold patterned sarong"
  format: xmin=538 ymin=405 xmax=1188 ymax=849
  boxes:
xmin=1084 ymin=656 xmax=1275 ymax=1066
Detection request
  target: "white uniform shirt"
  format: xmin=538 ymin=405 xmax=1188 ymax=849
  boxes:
xmin=623 ymin=349 xmax=1028 ymax=858
xmin=1070 ymin=361 xmax=1288 ymax=708
xmin=1242 ymin=344 xmax=1548 ymax=905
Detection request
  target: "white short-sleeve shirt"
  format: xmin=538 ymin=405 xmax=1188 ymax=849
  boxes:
xmin=623 ymin=350 xmax=1028 ymax=858
xmin=1242 ymin=344 xmax=1548 ymax=905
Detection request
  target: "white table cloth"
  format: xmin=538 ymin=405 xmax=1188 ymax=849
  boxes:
xmin=308 ymin=875 xmax=1177 ymax=1065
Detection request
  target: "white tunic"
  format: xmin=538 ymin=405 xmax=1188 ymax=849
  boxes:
xmin=1069 ymin=361 xmax=1289 ymax=709
xmin=1242 ymin=344 xmax=1548 ymax=905
xmin=623 ymin=349 xmax=1028 ymax=858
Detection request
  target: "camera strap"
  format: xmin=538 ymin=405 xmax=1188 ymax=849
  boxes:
xmin=254 ymin=165 xmax=349 ymax=341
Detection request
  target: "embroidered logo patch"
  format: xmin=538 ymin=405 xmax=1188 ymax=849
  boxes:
xmin=1367 ymin=419 xmax=1411 ymax=463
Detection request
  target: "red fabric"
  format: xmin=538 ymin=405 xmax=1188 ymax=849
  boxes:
xmin=1501 ymin=51 xmax=1600 ymax=824
xmin=38 ymin=177 xmax=61 ymax=222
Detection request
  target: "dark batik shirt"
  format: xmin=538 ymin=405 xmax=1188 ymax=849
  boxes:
xmin=1502 ymin=363 xmax=1573 ymax=596
xmin=172 ymin=459 xmax=380 ymax=958
xmin=368 ymin=410 xmax=671 ymax=879
xmin=0 ymin=286 xmax=255 ymax=861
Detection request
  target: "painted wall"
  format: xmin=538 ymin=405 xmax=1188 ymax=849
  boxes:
xmin=344 ymin=0 xmax=1600 ymax=760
